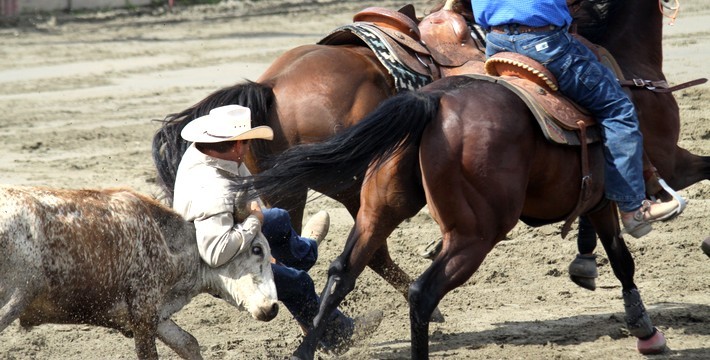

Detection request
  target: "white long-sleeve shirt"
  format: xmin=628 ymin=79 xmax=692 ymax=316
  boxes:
xmin=173 ymin=143 xmax=266 ymax=267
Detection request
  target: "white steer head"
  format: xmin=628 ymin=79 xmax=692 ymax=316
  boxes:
xmin=213 ymin=233 xmax=278 ymax=321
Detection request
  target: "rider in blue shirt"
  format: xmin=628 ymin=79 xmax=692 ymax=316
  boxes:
xmin=470 ymin=0 xmax=681 ymax=238
xmin=473 ymin=0 xmax=572 ymax=29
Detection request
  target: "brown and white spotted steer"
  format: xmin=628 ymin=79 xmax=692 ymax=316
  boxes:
xmin=0 ymin=185 xmax=278 ymax=359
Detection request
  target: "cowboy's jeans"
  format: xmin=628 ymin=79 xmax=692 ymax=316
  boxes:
xmin=271 ymin=264 xmax=354 ymax=346
xmin=262 ymin=208 xmax=354 ymax=346
xmin=485 ymin=26 xmax=646 ymax=212
xmin=261 ymin=208 xmax=318 ymax=270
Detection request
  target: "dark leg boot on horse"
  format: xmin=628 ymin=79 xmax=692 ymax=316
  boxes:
xmin=623 ymin=288 xmax=667 ymax=354
xmin=569 ymin=197 xmax=683 ymax=290
xmin=569 ymin=215 xmax=598 ymax=290
xmin=568 ymin=253 xmax=598 ymax=291
xmin=568 ymin=170 xmax=688 ymax=290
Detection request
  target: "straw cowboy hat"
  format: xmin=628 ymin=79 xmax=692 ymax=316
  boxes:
xmin=181 ymin=105 xmax=274 ymax=143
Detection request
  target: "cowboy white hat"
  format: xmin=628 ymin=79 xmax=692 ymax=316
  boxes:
xmin=180 ymin=105 xmax=274 ymax=143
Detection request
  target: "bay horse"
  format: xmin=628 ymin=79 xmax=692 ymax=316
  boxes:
xmin=149 ymin=37 xmax=433 ymax=320
xmin=151 ymin=0 xmax=708 ymax=331
xmin=229 ymin=0 xmax=708 ymax=358
xmin=151 ymin=1 xmax=477 ymax=321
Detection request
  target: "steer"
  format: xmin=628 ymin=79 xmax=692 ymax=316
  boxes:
xmin=0 ymin=185 xmax=278 ymax=359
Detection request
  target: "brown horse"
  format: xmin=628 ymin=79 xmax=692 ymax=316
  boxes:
xmin=230 ymin=0 xmax=708 ymax=358
xmin=151 ymin=0 xmax=706 ymax=285
xmin=151 ymin=0 xmax=708 ymax=337
xmin=151 ymin=2 xmax=477 ymax=321
xmin=149 ymin=44 xmax=418 ymax=305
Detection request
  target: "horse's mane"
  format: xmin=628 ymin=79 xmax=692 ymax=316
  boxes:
xmin=151 ymin=81 xmax=274 ymax=205
xmin=569 ymin=0 xmax=623 ymax=43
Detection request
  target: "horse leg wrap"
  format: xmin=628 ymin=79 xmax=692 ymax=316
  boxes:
xmin=622 ymin=288 xmax=655 ymax=339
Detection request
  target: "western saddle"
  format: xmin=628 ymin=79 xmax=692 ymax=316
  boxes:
xmin=321 ymin=4 xmax=702 ymax=235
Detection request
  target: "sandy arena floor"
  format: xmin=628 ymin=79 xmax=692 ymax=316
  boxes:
xmin=1 ymin=1 xmax=709 ymax=359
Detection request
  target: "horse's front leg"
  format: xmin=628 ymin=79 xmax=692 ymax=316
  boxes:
xmin=332 ymin=185 xmax=440 ymax=321
xmin=587 ymin=203 xmax=667 ymax=355
xmin=569 ymin=215 xmax=600 ymax=290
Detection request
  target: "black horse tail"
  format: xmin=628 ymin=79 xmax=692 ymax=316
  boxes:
xmin=242 ymin=90 xmax=442 ymax=201
xmin=151 ymin=80 xmax=274 ymax=204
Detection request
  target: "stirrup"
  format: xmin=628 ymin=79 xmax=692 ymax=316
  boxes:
xmin=650 ymin=178 xmax=687 ymax=221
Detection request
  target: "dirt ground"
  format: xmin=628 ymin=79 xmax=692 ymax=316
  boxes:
xmin=1 ymin=1 xmax=709 ymax=359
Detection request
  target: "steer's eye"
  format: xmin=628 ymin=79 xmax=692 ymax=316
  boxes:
xmin=252 ymin=245 xmax=263 ymax=256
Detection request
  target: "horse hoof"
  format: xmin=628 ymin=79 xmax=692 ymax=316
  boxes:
xmin=701 ymin=237 xmax=710 ymax=258
xmin=420 ymin=238 xmax=442 ymax=260
xmin=637 ymin=329 xmax=667 ymax=355
xmin=568 ymin=254 xmax=597 ymax=291
xmin=570 ymin=275 xmax=596 ymax=291
xmin=430 ymin=307 xmax=445 ymax=323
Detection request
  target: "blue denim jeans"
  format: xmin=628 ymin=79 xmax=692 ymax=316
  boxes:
xmin=485 ymin=27 xmax=646 ymax=212
xmin=261 ymin=208 xmax=354 ymax=347
xmin=261 ymin=208 xmax=318 ymax=271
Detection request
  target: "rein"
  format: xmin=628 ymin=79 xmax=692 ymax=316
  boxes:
xmin=619 ymin=77 xmax=707 ymax=93
xmin=619 ymin=0 xmax=707 ymax=93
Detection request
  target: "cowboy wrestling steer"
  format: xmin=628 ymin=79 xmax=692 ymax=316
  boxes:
xmin=0 ymin=185 xmax=278 ymax=359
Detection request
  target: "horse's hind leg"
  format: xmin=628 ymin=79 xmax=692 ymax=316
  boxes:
xmin=329 ymin=186 xmax=436 ymax=320
xmin=292 ymin=148 xmax=430 ymax=360
xmin=409 ymin=228 xmax=496 ymax=359
xmin=366 ymin=243 xmax=445 ymax=323
xmin=357 ymin=149 xmax=445 ymax=322
xmin=292 ymin=204 xmax=417 ymax=360
xmin=587 ymin=203 xmax=667 ymax=355
xmin=367 ymin=243 xmax=414 ymax=298
xmin=661 ymin=147 xmax=710 ymax=191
